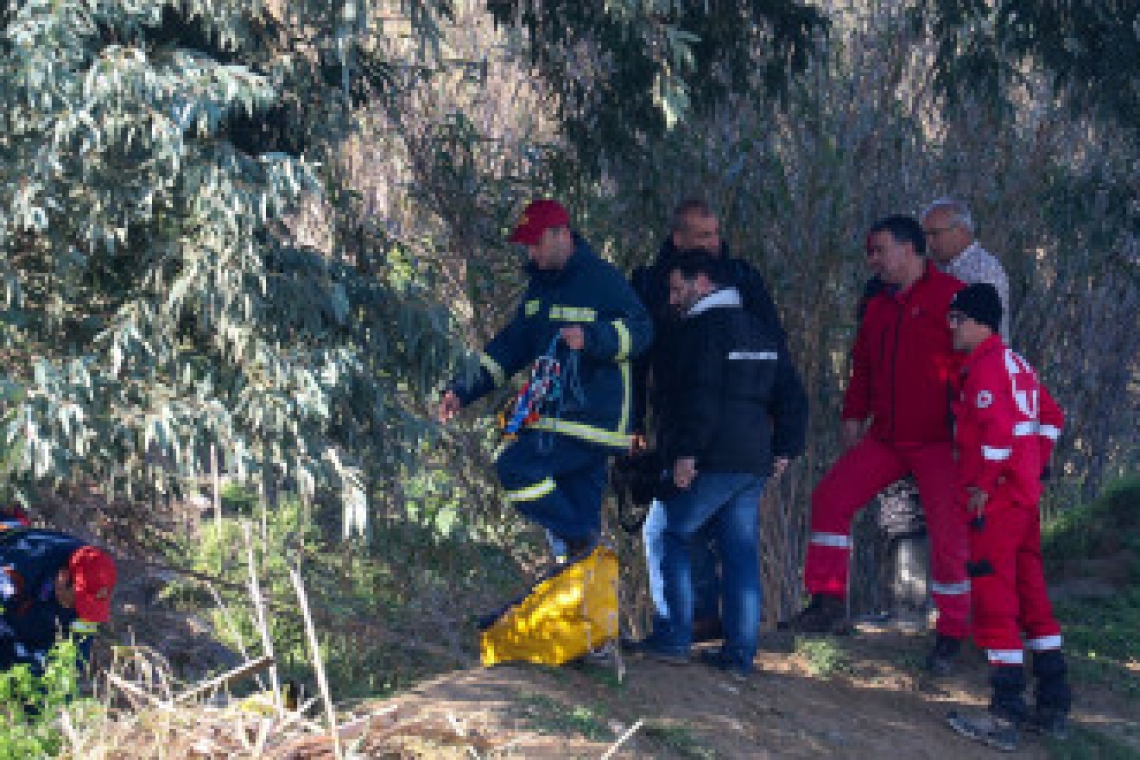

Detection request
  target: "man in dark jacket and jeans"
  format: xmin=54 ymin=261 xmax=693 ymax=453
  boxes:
xmin=630 ymin=200 xmax=787 ymax=641
xmin=637 ymin=251 xmax=807 ymax=677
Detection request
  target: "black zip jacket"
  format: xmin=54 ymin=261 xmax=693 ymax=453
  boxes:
xmin=630 ymin=238 xmax=785 ymax=435
xmin=659 ymin=287 xmax=808 ymax=475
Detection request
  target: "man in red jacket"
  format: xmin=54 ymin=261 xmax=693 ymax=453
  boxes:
xmin=791 ymin=215 xmax=969 ymax=674
xmin=943 ymin=284 xmax=1071 ymax=751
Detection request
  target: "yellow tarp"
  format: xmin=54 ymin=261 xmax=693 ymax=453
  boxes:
xmin=480 ymin=545 xmax=619 ymax=667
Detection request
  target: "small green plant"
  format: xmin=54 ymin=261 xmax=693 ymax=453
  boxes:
xmin=0 ymin=639 xmax=99 ymax=759
xmin=643 ymin=720 xmax=717 ymax=759
xmin=795 ymin=636 xmax=850 ymax=678
xmin=517 ymin=692 xmax=610 ymax=741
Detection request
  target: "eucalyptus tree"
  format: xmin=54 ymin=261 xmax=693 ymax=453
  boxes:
xmin=0 ymin=1 xmax=456 ymax=527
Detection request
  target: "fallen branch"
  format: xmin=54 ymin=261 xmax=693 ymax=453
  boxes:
xmin=172 ymin=654 xmax=276 ymax=705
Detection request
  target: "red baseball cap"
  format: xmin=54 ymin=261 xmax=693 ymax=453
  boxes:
xmin=508 ymin=199 xmax=570 ymax=245
xmin=69 ymin=546 xmax=117 ymax=623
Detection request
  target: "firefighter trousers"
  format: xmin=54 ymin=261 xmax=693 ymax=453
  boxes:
xmin=495 ymin=432 xmax=608 ymax=542
xmin=967 ymin=495 xmax=1062 ymax=666
xmin=804 ymin=437 xmax=970 ymax=638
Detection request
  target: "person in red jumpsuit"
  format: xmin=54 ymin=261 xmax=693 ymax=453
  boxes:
xmin=790 ymin=215 xmax=970 ymax=674
xmin=942 ymin=283 xmax=1071 ymax=751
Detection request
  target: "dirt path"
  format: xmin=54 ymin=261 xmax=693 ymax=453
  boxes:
xmin=360 ymin=631 xmax=1139 ymax=758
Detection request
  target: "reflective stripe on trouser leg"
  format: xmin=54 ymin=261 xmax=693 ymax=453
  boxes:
xmin=968 ymin=496 xmax=1032 ymax=655
xmin=905 ymin=442 xmax=970 ymax=638
xmin=804 ymin=438 xmax=910 ymax=598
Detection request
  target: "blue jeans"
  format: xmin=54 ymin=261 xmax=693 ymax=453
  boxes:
xmin=643 ymin=500 xmax=720 ymax=622
xmin=656 ymin=472 xmax=766 ymax=669
xmin=495 ymin=432 xmax=608 ymax=541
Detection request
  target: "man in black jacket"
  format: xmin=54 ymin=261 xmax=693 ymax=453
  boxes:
xmin=630 ymin=200 xmax=787 ymax=641
xmin=636 ymin=251 xmax=808 ymax=677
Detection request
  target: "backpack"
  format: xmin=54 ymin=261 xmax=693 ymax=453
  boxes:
xmin=479 ymin=545 xmax=619 ymax=667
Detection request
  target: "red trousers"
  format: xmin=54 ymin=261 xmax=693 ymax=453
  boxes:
xmin=804 ymin=437 xmax=970 ymax=638
xmin=968 ymin=495 xmax=1062 ymax=665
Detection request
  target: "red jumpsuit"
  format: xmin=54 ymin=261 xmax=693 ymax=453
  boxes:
xmin=954 ymin=334 xmax=1064 ymax=665
xmin=805 ymin=263 xmax=971 ymax=637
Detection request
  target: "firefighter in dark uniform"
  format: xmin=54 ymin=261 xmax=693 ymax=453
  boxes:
xmin=439 ymin=199 xmax=653 ymax=558
xmin=1 ymin=526 xmax=117 ymax=675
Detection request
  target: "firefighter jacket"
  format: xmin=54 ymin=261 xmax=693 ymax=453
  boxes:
xmin=630 ymin=238 xmax=785 ymax=435
xmin=658 ymin=287 xmax=808 ymax=475
xmin=453 ymin=235 xmax=653 ymax=452
xmin=842 ymin=262 xmax=965 ymax=444
xmin=953 ymin=335 xmax=1063 ymax=506
xmin=1 ymin=530 xmax=99 ymax=675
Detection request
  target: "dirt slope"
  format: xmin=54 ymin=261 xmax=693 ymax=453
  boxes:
xmin=360 ymin=631 xmax=1139 ymax=758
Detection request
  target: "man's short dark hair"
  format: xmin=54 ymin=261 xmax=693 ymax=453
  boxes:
xmin=668 ymin=249 xmax=727 ymax=284
xmin=671 ymin=198 xmax=716 ymax=234
xmin=869 ymin=215 xmax=926 ymax=255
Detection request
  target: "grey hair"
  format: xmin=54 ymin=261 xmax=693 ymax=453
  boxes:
xmin=922 ymin=197 xmax=974 ymax=234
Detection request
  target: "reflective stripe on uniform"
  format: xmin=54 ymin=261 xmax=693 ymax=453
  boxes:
xmin=613 ymin=320 xmax=631 ymax=360
xmin=531 ymin=418 xmax=632 ymax=449
xmin=931 ymin=580 xmax=970 ymax=595
xmin=71 ymin=620 xmax=99 ymax=636
xmin=809 ymin=532 xmax=850 ymax=549
xmin=1039 ymin=424 xmax=1061 ymax=441
xmin=505 ymin=478 xmax=556 ymax=504
xmin=480 ymin=353 xmax=505 ymax=387
xmin=1026 ymin=634 xmax=1062 ymax=651
xmin=988 ymin=649 xmax=1024 ymax=665
xmin=982 ymin=446 xmax=1012 ymax=461
xmin=1013 ymin=421 xmax=1039 ymax=436
xmin=727 ymin=351 xmax=777 ymax=361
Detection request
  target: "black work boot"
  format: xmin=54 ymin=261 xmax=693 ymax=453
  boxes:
xmin=947 ymin=664 xmax=1027 ymax=752
xmin=946 ymin=709 xmax=1021 ymax=752
xmin=924 ymin=633 xmax=963 ymax=675
xmin=789 ymin=594 xmax=849 ymax=635
xmin=1028 ymin=650 xmax=1072 ymax=740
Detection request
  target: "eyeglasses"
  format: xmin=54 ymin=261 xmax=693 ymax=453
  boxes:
xmin=947 ymin=312 xmax=967 ymax=327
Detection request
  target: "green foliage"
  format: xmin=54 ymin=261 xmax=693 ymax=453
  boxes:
xmin=642 ymin=721 xmax=717 ymax=760
xmin=1043 ymin=476 xmax=1140 ymax=579
xmin=1053 ymin=586 xmax=1140 ymax=700
xmin=795 ymin=637 xmax=849 ymax=678
xmin=516 ymin=692 xmax=610 ymax=742
xmin=0 ymin=1 xmax=458 ymax=533
xmin=0 ymin=639 xmax=99 ymax=760
xmin=487 ymin=0 xmax=827 ymax=166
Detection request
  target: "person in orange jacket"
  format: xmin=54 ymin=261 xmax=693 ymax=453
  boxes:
xmin=942 ymin=283 xmax=1071 ymax=751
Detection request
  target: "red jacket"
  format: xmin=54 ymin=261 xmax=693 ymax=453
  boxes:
xmin=953 ymin=335 xmax=1063 ymax=506
xmin=842 ymin=263 xmax=964 ymax=444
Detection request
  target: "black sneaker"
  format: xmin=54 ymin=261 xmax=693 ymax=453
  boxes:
xmin=924 ymin=633 xmax=963 ymax=676
xmin=946 ymin=709 xmax=1020 ymax=752
xmin=1025 ymin=706 xmax=1069 ymax=740
xmin=697 ymin=649 xmax=752 ymax=681
xmin=788 ymin=594 xmax=849 ymax=635
xmin=691 ymin=617 xmax=724 ymax=644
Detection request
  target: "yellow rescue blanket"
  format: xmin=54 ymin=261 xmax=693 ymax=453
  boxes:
xmin=479 ymin=545 xmax=619 ymax=667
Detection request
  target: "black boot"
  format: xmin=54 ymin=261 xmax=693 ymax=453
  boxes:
xmin=924 ymin=633 xmax=963 ymax=675
xmin=789 ymin=594 xmax=849 ymax=634
xmin=946 ymin=664 xmax=1027 ymax=752
xmin=1028 ymin=650 xmax=1072 ymax=739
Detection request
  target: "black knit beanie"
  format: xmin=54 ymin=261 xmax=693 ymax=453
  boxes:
xmin=949 ymin=283 xmax=1003 ymax=334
